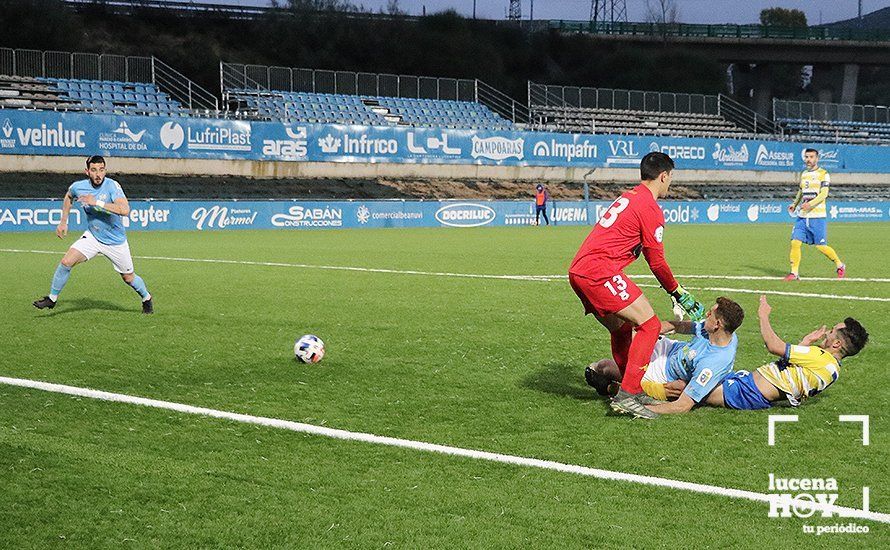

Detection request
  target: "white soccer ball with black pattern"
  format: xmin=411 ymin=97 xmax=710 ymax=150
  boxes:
xmin=294 ymin=334 xmax=325 ymax=363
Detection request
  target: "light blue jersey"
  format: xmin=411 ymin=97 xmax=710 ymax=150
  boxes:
xmin=664 ymin=321 xmax=739 ymax=402
xmin=68 ymin=177 xmax=127 ymax=245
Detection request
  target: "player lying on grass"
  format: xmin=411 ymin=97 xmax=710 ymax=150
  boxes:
xmin=585 ymin=297 xmax=744 ymax=417
xmin=687 ymin=296 xmax=867 ymax=410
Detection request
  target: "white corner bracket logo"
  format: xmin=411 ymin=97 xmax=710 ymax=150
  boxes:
xmin=160 ymin=121 xmax=185 ymax=150
xmin=766 ymin=414 xmax=875 ymax=535
xmin=470 ymin=136 xmax=523 ymax=161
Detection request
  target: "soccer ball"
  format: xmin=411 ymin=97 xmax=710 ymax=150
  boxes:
xmin=294 ymin=334 xmax=325 ymax=363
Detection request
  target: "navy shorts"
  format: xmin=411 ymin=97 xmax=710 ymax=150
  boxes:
xmin=722 ymin=371 xmax=772 ymax=410
xmin=791 ymin=217 xmax=827 ymax=245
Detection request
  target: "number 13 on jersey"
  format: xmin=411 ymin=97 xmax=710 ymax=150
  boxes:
xmin=603 ymin=274 xmax=630 ymax=301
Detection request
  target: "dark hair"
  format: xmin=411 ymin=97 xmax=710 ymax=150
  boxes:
xmin=714 ymin=296 xmax=745 ymax=334
xmin=86 ymin=155 xmax=106 ymax=167
xmin=838 ymin=317 xmax=868 ymax=357
xmin=804 ymin=148 xmax=819 ymax=156
xmin=640 ymin=152 xmax=674 ymax=181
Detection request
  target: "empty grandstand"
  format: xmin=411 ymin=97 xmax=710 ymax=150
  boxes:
xmin=220 ymin=63 xmax=524 ymax=130
xmin=5 ymin=47 xmax=890 ymax=147
xmin=527 ymin=82 xmax=782 ymax=139
xmin=775 ymin=98 xmax=890 ymax=144
xmin=0 ymin=48 xmax=218 ymax=115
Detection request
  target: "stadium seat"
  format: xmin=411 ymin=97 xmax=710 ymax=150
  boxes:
xmin=225 ymin=89 xmax=513 ymax=129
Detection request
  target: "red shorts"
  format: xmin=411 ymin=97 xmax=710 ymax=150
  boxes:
xmin=569 ymin=271 xmax=643 ymax=317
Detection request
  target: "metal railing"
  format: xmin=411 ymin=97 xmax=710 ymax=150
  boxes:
xmin=529 ymin=82 xmax=717 ymax=114
xmin=528 ymin=82 xmax=782 ymax=137
xmin=549 ymin=20 xmax=890 ymax=43
xmin=0 ymin=47 xmax=218 ymax=111
xmin=774 ymin=98 xmax=890 ymax=124
xmin=221 ymin=62 xmax=528 ymax=124
xmin=719 ymin=94 xmax=782 ymax=136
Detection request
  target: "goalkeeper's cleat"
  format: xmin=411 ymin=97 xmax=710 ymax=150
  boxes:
xmin=837 ymin=264 xmax=846 ymax=279
xmin=610 ymin=389 xmax=659 ymax=419
xmin=142 ymin=297 xmax=154 ymax=315
xmin=670 ymin=285 xmax=706 ymax=321
xmin=33 ymin=296 xmax=56 ymax=310
xmin=585 ymin=364 xmax=616 ymax=396
xmin=635 ymin=392 xmax=666 ymax=406
xmin=783 ymin=273 xmax=800 ymax=282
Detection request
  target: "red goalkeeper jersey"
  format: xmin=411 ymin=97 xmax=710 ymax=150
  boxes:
xmin=569 ymin=184 xmax=678 ymax=292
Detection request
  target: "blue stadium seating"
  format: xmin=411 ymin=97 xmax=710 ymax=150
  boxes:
xmin=41 ymin=77 xmax=186 ymax=116
xmin=228 ymin=90 xmax=513 ymax=129
xmin=777 ymin=117 xmax=890 ymax=144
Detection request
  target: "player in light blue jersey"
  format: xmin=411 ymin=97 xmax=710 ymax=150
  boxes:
xmin=33 ymin=156 xmax=153 ymax=314
xmin=585 ymin=297 xmax=744 ymax=417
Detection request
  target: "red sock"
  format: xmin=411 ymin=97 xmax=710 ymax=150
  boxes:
xmin=610 ymin=322 xmax=634 ymax=376
xmin=620 ymin=315 xmax=660 ymax=394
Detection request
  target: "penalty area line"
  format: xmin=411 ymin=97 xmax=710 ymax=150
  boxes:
xmin=2 ymin=248 xmax=888 ymax=302
xmin=1 ymin=375 xmax=889 ymax=525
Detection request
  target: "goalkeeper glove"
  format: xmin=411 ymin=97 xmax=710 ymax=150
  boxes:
xmin=670 ymin=285 xmax=706 ymax=321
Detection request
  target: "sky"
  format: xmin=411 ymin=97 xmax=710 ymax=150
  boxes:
xmin=199 ymin=0 xmax=890 ymax=25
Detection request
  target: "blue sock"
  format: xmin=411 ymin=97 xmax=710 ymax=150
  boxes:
xmin=127 ymin=274 xmax=151 ymax=301
xmin=49 ymin=263 xmax=72 ymax=301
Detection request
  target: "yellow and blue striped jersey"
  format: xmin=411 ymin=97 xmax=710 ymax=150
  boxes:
xmin=757 ymin=344 xmax=840 ymax=406
xmin=798 ymin=168 xmax=830 ymax=219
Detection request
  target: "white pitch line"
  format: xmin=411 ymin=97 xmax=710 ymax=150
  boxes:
xmin=537 ymin=273 xmax=890 ymax=284
xmin=636 ymin=283 xmax=890 ymax=303
xmin=2 ymin=248 xmax=889 ymax=302
xmin=2 ymin=375 xmax=888 ymax=525
xmin=0 ymin=248 xmax=555 ymax=282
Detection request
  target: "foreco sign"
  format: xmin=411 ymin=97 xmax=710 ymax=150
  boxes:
xmin=435 ymin=203 xmax=496 ymax=227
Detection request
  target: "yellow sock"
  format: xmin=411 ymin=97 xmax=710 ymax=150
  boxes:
xmin=816 ymin=245 xmax=843 ymax=267
xmin=789 ymin=240 xmax=802 ymax=275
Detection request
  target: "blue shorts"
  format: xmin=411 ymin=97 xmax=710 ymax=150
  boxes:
xmin=791 ymin=217 xmax=827 ymax=245
xmin=722 ymin=371 xmax=772 ymax=410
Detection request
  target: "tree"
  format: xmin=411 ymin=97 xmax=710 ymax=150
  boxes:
xmin=282 ymin=0 xmax=360 ymax=13
xmin=385 ymin=0 xmax=405 ymax=16
xmin=760 ymin=8 xmax=807 ymax=27
xmin=646 ymin=0 xmax=679 ymax=25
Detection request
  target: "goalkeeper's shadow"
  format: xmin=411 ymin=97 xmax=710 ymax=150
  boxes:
xmin=520 ymin=361 xmax=610 ymax=404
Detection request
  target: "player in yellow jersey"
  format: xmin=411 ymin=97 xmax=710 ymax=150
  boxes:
xmin=698 ymin=296 xmax=868 ymax=410
xmin=785 ymin=149 xmax=846 ymax=281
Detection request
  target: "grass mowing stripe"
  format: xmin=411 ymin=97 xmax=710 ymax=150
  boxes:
xmin=2 ymin=375 xmax=888 ymax=525
xmin=3 ymin=248 xmax=888 ymax=302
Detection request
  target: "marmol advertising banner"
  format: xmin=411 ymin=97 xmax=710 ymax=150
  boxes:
xmin=0 ymin=199 xmax=887 ymax=233
xmin=1 ymin=109 xmax=888 ymax=172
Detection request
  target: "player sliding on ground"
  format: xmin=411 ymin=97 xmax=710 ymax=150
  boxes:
xmin=585 ymin=297 xmax=744 ymax=417
xmin=33 ymin=155 xmax=154 ymax=314
xmin=569 ymin=152 xmax=706 ymax=419
xmin=699 ymin=296 xmax=867 ymax=410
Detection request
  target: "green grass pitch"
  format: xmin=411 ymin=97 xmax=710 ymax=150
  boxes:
xmin=0 ymin=222 xmax=887 ymax=548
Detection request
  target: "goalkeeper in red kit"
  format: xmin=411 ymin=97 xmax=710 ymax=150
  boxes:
xmin=569 ymin=152 xmax=705 ymax=419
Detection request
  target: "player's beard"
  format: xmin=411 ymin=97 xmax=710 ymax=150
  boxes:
xmin=91 ymin=176 xmax=104 ymax=188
